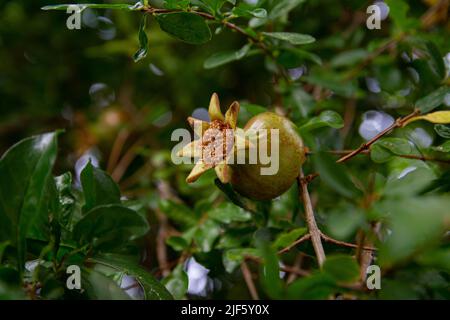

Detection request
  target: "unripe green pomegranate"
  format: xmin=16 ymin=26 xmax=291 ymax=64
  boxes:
xmin=178 ymin=93 xmax=306 ymax=200
xmin=230 ymin=112 xmax=305 ymax=200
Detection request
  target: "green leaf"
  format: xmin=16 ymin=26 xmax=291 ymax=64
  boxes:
xmin=54 ymin=172 xmax=77 ymax=228
xmin=434 ymin=124 xmax=450 ymax=138
xmin=384 ymin=167 xmax=436 ymax=198
xmin=214 ymin=179 xmax=255 ymax=214
xmin=323 ymin=255 xmax=359 ymax=283
xmin=417 ymin=249 xmax=450 ymax=272
xmin=195 ymin=219 xmax=221 ymax=252
xmin=133 ymin=15 xmax=148 ymax=62
xmin=223 ymin=248 xmax=260 ymax=273
xmin=370 ymin=143 xmax=394 ymax=163
xmin=287 ymin=273 xmax=336 ymax=299
xmin=207 ymin=203 xmax=251 ymax=223
xmin=83 ymin=268 xmax=131 ymax=300
xmin=259 ymin=245 xmax=283 ymax=299
xmin=326 ymin=206 xmax=364 ymax=240
xmin=425 ymin=41 xmax=446 ymax=80
xmin=240 ymin=103 xmax=267 ymax=116
xmin=277 ymin=49 xmax=322 ymax=68
xmin=330 ymin=49 xmax=369 ymax=68
xmin=385 ymin=0 xmax=417 ymax=32
xmin=162 ymin=264 xmax=188 ymax=299
xmin=303 ymin=72 xmax=357 ymax=97
xmin=0 ymin=132 xmax=58 ymax=274
xmin=312 ymin=152 xmax=361 ymax=199
xmin=416 ymin=86 xmax=450 ymax=113
xmin=232 ymin=5 xmax=267 ymax=18
xmin=370 ymin=138 xmax=412 ymax=163
xmin=0 ymin=241 xmax=10 ymax=263
xmin=91 ymin=254 xmax=173 ymax=300
xmin=299 ymin=110 xmax=344 ymax=131
xmin=73 ymin=204 xmax=149 ymax=251
xmin=159 ymin=199 xmax=197 ymax=227
xmin=272 ymin=228 xmax=307 ymax=250
xmin=166 ymin=236 xmax=189 ymax=251
xmin=164 ymin=0 xmax=190 ymax=10
xmin=433 ymin=140 xmax=450 ymax=153
xmin=204 ymin=43 xmax=252 ymax=69
xmin=269 ymin=0 xmax=305 ymax=20
xmin=198 ymin=0 xmax=227 ymax=15
xmin=263 ymin=32 xmax=315 ymax=45
xmin=155 ymin=12 xmax=211 ymax=45
xmin=41 ymin=3 xmax=142 ymax=11
xmin=0 ymin=267 xmax=26 ymax=299
xmin=80 ymin=161 xmax=121 ymax=213
xmin=379 ymin=196 xmax=450 ymax=266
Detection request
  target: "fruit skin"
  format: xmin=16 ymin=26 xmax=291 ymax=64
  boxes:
xmin=230 ymin=112 xmax=306 ymax=200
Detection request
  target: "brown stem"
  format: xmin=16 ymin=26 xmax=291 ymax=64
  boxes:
xmin=240 ymin=261 xmax=259 ymax=300
xmin=107 ymin=128 xmax=130 ymax=173
xmin=313 ymin=150 xmax=450 ymax=164
xmin=298 ymin=169 xmax=326 ymax=267
xmin=111 ymin=138 xmax=143 ymax=181
xmin=277 ymin=234 xmax=311 ymax=254
xmin=245 ymin=256 xmax=309 ymax=277
xmin=336 ymin=110 xmax=421 ymax=163
xmin=320 ymin=232 xmax=377 ymax=251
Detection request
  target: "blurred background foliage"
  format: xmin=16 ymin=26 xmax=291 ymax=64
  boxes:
xmin=0 ymin=0 xmax=449 ymax=299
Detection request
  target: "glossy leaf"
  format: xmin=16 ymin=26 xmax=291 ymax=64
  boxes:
xmin=41 ymin=3 xmax=142 ymax=11
xmin=434 ymin=124 xmax=450 ymax=138
xmin=223 ymin=248 xmax=260 ymax=273
xmin=92 ymin=254 xmax=173 ymax=300
xmin=263 ymin=32 xmax=315 ymax=45
xmin=159 ymin=199 xmax=197 ymax=227
xmin=287 ymin=273 xmax=336 ymax=299
xmin=0 ymin=132 xmax=58 ymax=273
xmin=299 ymin=110 xmax=344 ymax=131
xmin=207 ymin=203 xmax=251 ymax=223
xmin=155 ymin=12 xmax=211 ymax=45
xmin=166 ymin=236 xmax=189 ymax=251
xmin=204 ymin=43 xmax=252 ymax=69
xmin=259 ymin=245 xmax=283 ymax=299
xmin=272 ymin=228 xmax=307 ymax=250
xmin=269 ymin=0 xmax=305 ymax=20
xmin=194 ymin=219 xmax=221 ymax=252
xmin=83 ymin=268 xmax=131 ymax=300
xmin=162 ymin=264 xmax=188 ymax=299
xmin=164 ymin=0 xmax=190 ymax=10
xmin=133 ymin=15 xmax=148 ymax=62
xmin=80 ymin=161 xmax=121 ymax=212
xmin=323 ymin=255 xmax=359 ymax=283
xmin=73 ymin=204 xmax=149 ymax=251
xmin=370 ymin=137 xmax=412 ymax=163
xmin=416 ymin=86 xmax=450 ymax=113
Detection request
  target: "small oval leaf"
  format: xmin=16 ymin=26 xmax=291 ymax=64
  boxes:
xmin=156 ymin=12 xmax=211 ymax=44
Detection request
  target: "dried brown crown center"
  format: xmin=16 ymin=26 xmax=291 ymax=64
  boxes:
xmin=201 ymin=120 xmax=234 ymax=166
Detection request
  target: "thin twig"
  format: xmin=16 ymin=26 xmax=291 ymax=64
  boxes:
xmin=336 ymin=110 xmax=420 ymax=163
xmin=240 ymin=261 xmax=259 ymax=300
xmin=320 ymin=232 xmax=377 ymax=251
xmin=245 ymin=256 xmax=309 ymax=277
xmin=311 ymin=150 xmax=450 ymax=164
xmin=107 ymin=128 xmax=130 ymax=173
xmin=277 ymin=234 xmax=311 ymax=254
xmin=298 ymin=168 xmax=326 ymax=267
